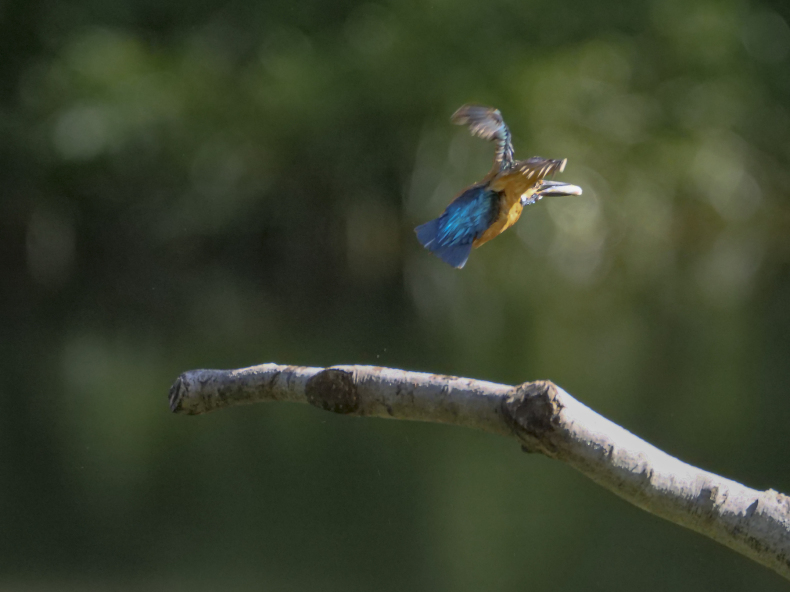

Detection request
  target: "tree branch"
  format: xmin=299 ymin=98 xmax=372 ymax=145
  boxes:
xmin=169 ymin=363 xmax=790 ymax=580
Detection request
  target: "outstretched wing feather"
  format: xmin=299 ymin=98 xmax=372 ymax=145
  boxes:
xmin=451 ymin=104 xmax=514 ymax=167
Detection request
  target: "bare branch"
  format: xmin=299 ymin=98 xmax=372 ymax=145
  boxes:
xmin=169 ymin=363 xmax=790 ymax=580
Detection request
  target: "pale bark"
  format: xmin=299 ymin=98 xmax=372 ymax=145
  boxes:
xmin=169 ymin=363 xmax=790 ymax=580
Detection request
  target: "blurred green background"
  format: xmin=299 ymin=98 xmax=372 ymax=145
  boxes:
xmin=2 ymin=0 xmax=790 ymax=589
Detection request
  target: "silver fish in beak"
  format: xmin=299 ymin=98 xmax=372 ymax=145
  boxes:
xmin=521 ymin=179 xmax=583 ymax=206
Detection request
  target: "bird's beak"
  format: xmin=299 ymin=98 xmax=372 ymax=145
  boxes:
xmin=522 ymin=180 xmax=583 ymax=205
xmin=536 ymin=180 xmax=582 ymax=197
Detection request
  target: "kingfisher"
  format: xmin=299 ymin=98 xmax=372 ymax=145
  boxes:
xmin=414 ymin=104 xmax=583 ymax=268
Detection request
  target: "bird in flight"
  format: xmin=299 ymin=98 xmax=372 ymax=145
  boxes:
xmin=415 ymin=104 xmax=582 ymax=268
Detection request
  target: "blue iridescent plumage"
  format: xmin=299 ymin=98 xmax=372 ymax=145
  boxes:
xmin=415 ymin=185 xmax=499 ymax=268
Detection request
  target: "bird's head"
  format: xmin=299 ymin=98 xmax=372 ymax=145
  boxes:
xmin=514 ymin=157 xmax=582 ymax=205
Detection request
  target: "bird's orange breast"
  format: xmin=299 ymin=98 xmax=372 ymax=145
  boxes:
xmin=472 ymin=173 xmax=539 ymax=247
xmin=472 ymin=189 xmax=523 ymax=247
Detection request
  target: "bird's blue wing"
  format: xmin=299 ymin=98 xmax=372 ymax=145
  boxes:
xmin=415 ymin=185 xmax=499 ymax=268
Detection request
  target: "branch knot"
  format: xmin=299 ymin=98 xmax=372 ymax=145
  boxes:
xmin=305 ymin=368 xmax=359 ymax=414
xmin=503 ymin=380 xmax=563 ymax=455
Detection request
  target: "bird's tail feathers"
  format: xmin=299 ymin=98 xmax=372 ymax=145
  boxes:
xmin=415 ymin=219 xmax=440 ymax=248
xmin=414 ymin=219 xmax=472 ymax=268
xmin=431 ymin=243 xmax=472 ymax=268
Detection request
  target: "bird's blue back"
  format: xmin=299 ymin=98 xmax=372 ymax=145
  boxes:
xmin=414 ymin=184 xmax=499 ymax=268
